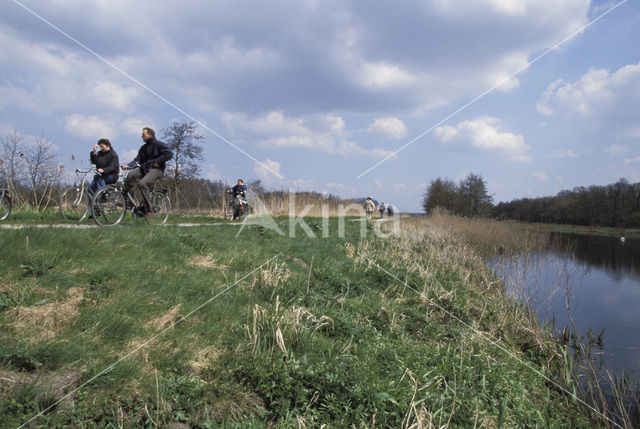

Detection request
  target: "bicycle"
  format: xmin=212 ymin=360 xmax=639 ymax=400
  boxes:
xmin=59 ymin=168 xmax=94 ymax=222
xmin=0 ymin=188 xmax=12 ymax=220
xmin=90 ymin=166 xmax=171 ymax=226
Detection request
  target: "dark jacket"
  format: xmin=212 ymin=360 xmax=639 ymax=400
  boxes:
xmin=90 ymin=149 xmax=119 ymax=183
xmin=231 ymin=183 xmax=247 ymax=198
xmin=129 ymin=136 xmax=173 ymax=175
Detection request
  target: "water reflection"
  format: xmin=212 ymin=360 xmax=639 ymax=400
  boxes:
xmin=549 ymin=233 xmax=640 ymax=281
xmin=489 ymin=233 xmax=640 ymax=378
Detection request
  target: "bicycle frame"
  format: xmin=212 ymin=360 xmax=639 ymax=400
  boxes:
xmin=59 ymin=168 xmax=95 ymax=222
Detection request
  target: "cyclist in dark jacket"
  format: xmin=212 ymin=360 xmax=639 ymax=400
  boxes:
xmin=89 ymin=139 xmax=119 ymax=194
xmin=230 ymin=179 xmax=247 ymax=199
xmin=121 ymin=127 xmax=173 ymax=219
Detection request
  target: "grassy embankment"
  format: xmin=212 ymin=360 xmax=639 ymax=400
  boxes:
xmin=0 ymin=213 xmax=600 ymax=427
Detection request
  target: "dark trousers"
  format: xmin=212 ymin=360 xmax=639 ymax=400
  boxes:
xmin=124 ymin=168 xmax=163 ymax=211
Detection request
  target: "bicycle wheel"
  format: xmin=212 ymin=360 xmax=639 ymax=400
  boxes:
xmin=0 ymin=193 xmax=11 ymax=220
xmin=146 ymin=190 xmax=171 ymax=225
xmin=92 ymin=186 xmax=126 ymax=226
xmin=59 ymin=185 xmax=89 ymax=221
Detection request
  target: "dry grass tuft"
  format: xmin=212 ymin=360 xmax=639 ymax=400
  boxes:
xmin=247 ymin=296 xmax=333 ymax=357
xmin=189 ymin=346 xmax=221 ymax=376
xmin=187 ymin=254 xmax=228 ymax=271
xmin=9 ymin=287 xmax=84 ymax=342
xmin=146 ymin=304 xmax=182 ymax=331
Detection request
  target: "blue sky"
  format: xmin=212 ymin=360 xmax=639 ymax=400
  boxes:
xmin=1 ymin=0 xmax=638 ymax=213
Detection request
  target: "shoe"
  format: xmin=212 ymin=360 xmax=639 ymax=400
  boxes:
xmin=144 ymin=212 xmax=153 ymax=220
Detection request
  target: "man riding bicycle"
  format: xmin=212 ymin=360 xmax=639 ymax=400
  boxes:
xmin=121 ymin=127 xmax=173 ymax=220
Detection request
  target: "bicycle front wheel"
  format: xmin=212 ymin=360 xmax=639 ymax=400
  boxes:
xmin=0 ymin=193 xmax=11 ymax=220
xmin=59 ymin=185 xmax=89 ymax=221
xmin=92 ymin=186 xmax=126 ymax=226
xmin=146 ymin=191 xmax=171 ymax=225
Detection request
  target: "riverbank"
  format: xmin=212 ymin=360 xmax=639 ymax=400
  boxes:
xmin=0 ymin=215 xmax=599 ymax=426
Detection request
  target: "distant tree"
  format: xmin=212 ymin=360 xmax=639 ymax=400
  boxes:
xmin=459 ymin=173 xmax=493 ymax=217
xmin=22 ymin=135 xmax=63 ymax=210
xmin=161 ymin=120 xmax=204 ymax=211
xmin=0 ymin=129 xmax=26 ymax=206
xmin=423 ymin=177 xmax=458 ymax=215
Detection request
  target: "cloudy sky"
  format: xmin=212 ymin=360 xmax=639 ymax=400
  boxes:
xmin=1 ymin=0 xmax=638 ymax=212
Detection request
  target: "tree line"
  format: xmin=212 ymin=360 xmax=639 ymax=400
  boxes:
xmin=493 ymin=179 xmax=640 ymax=228
xmin=423 ymin=174 xmax=640 ymax=228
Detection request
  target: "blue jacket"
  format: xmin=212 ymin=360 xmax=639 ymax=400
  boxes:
xmin=129 ymin=137 xmax=173 ymax=175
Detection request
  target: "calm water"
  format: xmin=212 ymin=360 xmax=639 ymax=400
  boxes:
xmin=491 ymin=233 xmax=640 ymax=379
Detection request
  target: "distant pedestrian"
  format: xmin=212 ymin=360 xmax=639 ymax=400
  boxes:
xmin=378 ymin=202 xmax=385 ymax=219
xmin=364 ymin=197 xmax=376 ymax=219
xmin=387 ymin=204 xmax=394 ymax=217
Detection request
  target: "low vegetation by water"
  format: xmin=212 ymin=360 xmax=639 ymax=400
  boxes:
xmin=0 ymin=213 xmax=601 ymax=427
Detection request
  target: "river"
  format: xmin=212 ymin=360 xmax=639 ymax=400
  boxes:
xmin=490 ymin=232 xmax=640 ymax=380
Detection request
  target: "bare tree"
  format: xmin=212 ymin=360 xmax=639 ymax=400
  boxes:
xmin=22 ymin=136 xmax=63 ymax=210
xmin=0 ymin=129 xmax=27 ymax=207
xmin=161 ymin=120 xmax=204 ymax=211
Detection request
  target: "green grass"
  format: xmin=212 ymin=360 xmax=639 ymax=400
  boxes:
xmin=0 ymin=215 xmax=600 ymax=427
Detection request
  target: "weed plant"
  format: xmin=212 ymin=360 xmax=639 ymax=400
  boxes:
xmin=0 ymin=214 xmax=601 ymax=427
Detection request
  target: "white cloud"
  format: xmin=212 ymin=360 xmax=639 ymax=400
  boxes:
xmin=65 ymin=114 xmax=118 ymax=140
xmin=548 ymin=149 xmax=579 ymax=158
xmin=537 ymin=62 xmax=640 ymax=136
xmin=606 ymin=144 xmax=627 ymax=155
xmin=253 ymin=158 xmax=282 ymax=184
xmin=223 ymin=111 xmax=391 ymax=157
xmin=434 ymin=117 xmax=531 ymax=162
xmin=360 ymin=62 xmax=417 ymax=89
xmin=120 ymin=118 xmax=152 ymax=137
xmin=532 ymin=169 xmax=549 ymax=181
xmin=624 ymin=157 xmax=640 ymax=166
xmin=367 ymin=117 xmax=408 ymax=139
xmin=92 ymin=81 xmax=139 ymax=113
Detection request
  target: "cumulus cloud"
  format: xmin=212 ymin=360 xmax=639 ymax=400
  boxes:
xmin=537 ymin=62 xmax=640 ymax=135
xmin=253 ymin=158 xmax=283 ymax=184
xmin=223 ymin=111 xmax=392 ymax=158
xmin=0 ymin=0 xmax=592 ymax=117
xmin=367 ymin=117 xmax=408 ymax=139
xmin=434 ymin=117 xmax=531 ymax=162
xmin=65 ymin=114 xmax=118 ymax=140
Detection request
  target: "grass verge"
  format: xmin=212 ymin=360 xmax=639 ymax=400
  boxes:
xmin=0 ymin=215 xmax=600 ymax=427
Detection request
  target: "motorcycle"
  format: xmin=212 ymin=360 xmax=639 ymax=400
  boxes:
xmin=227 ymin=191 xmax=249 ymax=220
